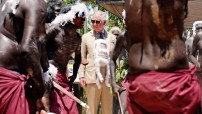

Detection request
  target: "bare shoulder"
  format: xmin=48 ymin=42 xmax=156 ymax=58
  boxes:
xmin=20 ymin=0 xmax=46 ymax=13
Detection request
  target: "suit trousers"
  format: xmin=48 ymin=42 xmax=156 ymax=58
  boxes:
xmin=85 ymin=82 xmax=113 ymax=114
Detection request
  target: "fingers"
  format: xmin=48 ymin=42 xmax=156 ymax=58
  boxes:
xmin=36 ymin=93 xmax=50 ymax=113
xmin=80 ymin=81 xmax=86 ymax=87
xmin=36 ymin=99 xmax=43 ymax=110
xmin=40 ymin=110 xmax=47 ymax=114
xmin=79 ymin=79 xmax=86 ymax=87
xmin=81 ymin=59 xmax=88 ymax=65
xmin=41 ymin=96 xmax=50 ymax=112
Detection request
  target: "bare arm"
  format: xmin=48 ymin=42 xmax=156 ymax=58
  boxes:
xmin=39 ymin=37 xmax=49 ymax=72
xmin=112 ymin=33 xmax=125 ymax=66
xmin=20 ymin=0 xmax=47 ymax=97
xmin=69 ymin=33 xmax=81 ymax=83
xmin=73 ymin=33 xmax=82 ymax=76
xmin=189 ymin=35 xmax=200 ymax=67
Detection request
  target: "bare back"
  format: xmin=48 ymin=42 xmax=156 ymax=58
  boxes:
xmin=125 ymin=0 xmax=188 ymax=73
xmin=0 ymin=0 xmax=46 ymax=71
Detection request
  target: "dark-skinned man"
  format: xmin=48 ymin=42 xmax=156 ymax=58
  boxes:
xmin=121 ymin=0 xmax=201 ymax=113
xmin=0 ymin=0 xmax=50 ymax=113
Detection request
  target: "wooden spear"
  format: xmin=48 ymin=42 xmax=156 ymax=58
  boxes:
xmin=52 ymin=81 xmax=89 ymax=109
xmin=117 ymin=92 xmax=124 ymax=114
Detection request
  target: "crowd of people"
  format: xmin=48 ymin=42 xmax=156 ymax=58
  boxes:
xmin=0 ymin=0 xmax=202 ymax=114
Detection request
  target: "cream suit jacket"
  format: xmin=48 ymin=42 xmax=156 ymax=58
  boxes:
xmin=78 ymin=30 xmax=117 ymax=83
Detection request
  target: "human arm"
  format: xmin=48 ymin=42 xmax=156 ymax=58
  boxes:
xmin=111 ymin=34 xmax=125 ymax=93
xmin=69 ymin=34 xmax=82 ymax=84
xmin=112 ymin=33 xmax=126 ymax=66
xmin=189 ymin=34 xmax=201 ymax=68
xmin=20 ymin=0 xmax=50 ymax=112
xmin=68 ymin=53 xmax=81 ymax=84
xmin=78 ymin=35 xmax=87 ymax=87
xmin=20 ymin=0 xmax=47 ymax=98
xmin=39 ymin=23 xmax=49 ymax=73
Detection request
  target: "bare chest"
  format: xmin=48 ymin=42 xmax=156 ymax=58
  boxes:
xmin=55 ymin=33 xmax=80 ymax=54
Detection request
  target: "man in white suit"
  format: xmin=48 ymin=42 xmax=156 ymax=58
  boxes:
xmin=79 ymin=10 xmax=118 ymax=114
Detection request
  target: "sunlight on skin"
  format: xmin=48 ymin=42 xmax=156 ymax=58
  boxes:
xmin=130 ymin=0 xmax=133 ymax=5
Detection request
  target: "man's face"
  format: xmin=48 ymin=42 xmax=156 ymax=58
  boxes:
xmin=91 ymin=14 xmax=105 ymax=32
xmin=54 ymin=3 xmax=61 ymax=16
xmin=73 ymin=17 xmax=86 ymax=29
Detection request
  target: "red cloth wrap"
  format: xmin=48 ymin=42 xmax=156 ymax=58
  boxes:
xmin=0 ymin=67 xmax=37 ymax=114
xmin=50 ymin=71 xmax=78 ymax=114
xmin=122 ymin=66 xmax=201 ymax=114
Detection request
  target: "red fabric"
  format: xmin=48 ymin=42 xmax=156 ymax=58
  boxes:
xmin=0 ymin=67 xmax=37 ymax=114
xmin=122 ymin=66 xmax=201 ymax=114
xmin=50 ymin=71 xmax=78 ymax=114
xmin=196 ymin=71 xmax=202 ymax=111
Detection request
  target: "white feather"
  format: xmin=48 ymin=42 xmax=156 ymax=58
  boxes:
xmin=192 ymin=21 xmax=202 ymax=36
xmin=51 ymin=2 xmax=88 ymax=26
xmin=48 ymin=63 xmax=58 ymax=79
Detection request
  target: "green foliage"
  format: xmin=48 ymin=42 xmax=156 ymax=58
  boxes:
xmin=62 ymin=0 xmax=75 ymax=6
xmin=115 ymin=57 xmax=128 ymax=84
xmin=108 ymin=13 xmax=124 ymax=30
xmin=99 ymin=7 xmax=124 ymax=31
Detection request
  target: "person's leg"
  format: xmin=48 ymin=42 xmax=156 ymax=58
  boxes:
xmin=85 ymin=83 xmax=101 ymax=114
xmin=101 ymin=82 xmax=113 ymax=114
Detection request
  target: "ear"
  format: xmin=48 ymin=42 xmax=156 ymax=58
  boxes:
xmin=103 ymin=20 xmax=106 ymax=25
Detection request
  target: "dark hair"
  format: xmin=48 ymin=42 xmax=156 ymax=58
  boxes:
xmin=45 ymin=0 xmax=62 ymax=23
xmin=60 ymin=5 xmax=72 ymax=14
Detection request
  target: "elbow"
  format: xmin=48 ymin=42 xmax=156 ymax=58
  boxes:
xmin=20 ymin=44 xmax=39 ymax=58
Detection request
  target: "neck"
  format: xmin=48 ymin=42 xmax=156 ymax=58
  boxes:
xmin=96 ymin=29 xmax=104 ymax=33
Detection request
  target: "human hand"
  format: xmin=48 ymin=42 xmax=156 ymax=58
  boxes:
xmin=81 ymin=59 xmax=88 ymax=65
xmin=112 ymin=83 xmax=125 ymax=93
xmin=36 ymin=109 xmax=47 ymax=114
xmin=79 ymin=77 xmax=86 ymax=87
xmin=36 ymin=92 xmax=50 ymax=113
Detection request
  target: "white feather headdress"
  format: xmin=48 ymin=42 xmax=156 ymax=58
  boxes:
xmin=51 ymin=2 xmax=88 ymax=26
xmin=192 ymin=21 xmax=202 ymax=36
